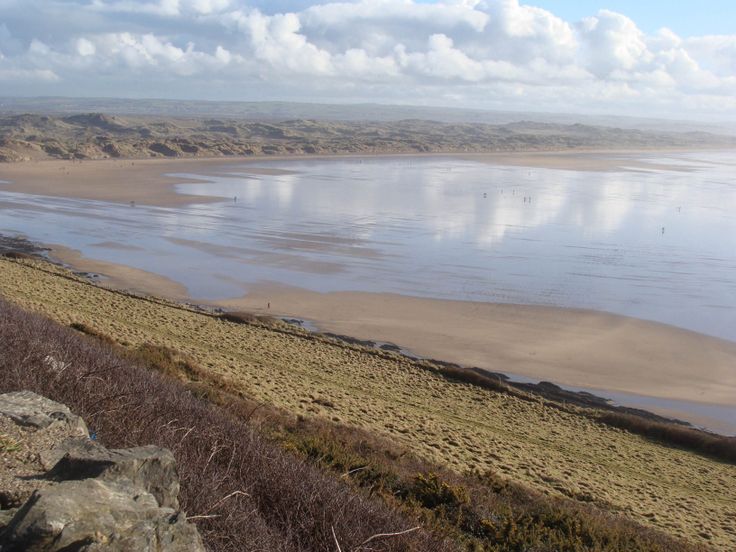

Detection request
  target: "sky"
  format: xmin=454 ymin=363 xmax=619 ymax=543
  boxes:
xmin=0 ymin=0 xmax=735 ymax=120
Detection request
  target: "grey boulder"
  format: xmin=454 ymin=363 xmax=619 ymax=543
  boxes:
xmin=0 ymin=478 xmax=203 ymax=552
xmin=47 ymin=440 xmax=181 ymax=509
xmin=0 ymin=392 xmax=87 ymax=436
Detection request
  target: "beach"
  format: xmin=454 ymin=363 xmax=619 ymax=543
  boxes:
xmin=0 ymin=149 xmax=709 ymax=205
xmin=3 ymin=151 xmax=736 ymax=420
xmin=222 ymin=284 xmax=736 ymax=407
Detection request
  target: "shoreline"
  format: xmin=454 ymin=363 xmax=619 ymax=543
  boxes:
xmin=1 ymin=147 xmax=731 ymax=207
xmin=2 ymin=236 xmax=734 ymax=434
xmin=217 ymin=283 xmax=736 ymax=406
xmin=2 ymin=150 xmax=736 ymax=432
xmin=41 ymin=243 xmax=736 ymax=430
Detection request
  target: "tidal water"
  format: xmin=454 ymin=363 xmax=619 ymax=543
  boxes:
xmin=2 ymin=152 xmax=734 ymax=341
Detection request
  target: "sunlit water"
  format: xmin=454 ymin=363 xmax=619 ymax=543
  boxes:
xmin=2 ymin=152 xmax=734 ymax=341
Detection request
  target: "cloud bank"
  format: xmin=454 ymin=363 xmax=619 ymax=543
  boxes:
xmin=0 ymin=0 xmax=734 ymax=118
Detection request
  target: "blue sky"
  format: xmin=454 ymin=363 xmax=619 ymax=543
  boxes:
xmin=416 ymin=0 xmax=736 ymax=36
xmin=512 ymin=1 xmax=736 ymax=36
xmin=0 ymin=1 xmax=734 ymax=119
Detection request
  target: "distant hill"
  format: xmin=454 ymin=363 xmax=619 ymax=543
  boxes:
xmin=0 ymin=110 xmax=733 ymax=162
xmin=1 ymin=96 xmax=735 ymax=136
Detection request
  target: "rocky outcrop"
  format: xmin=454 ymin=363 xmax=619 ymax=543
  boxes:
xmin=0 ymin=391 xmax=88 ymax=436
xmin=0 ymin=392 xmax=204 ymax=552
xmin=47 ymin=440 xmax=181 ymax=509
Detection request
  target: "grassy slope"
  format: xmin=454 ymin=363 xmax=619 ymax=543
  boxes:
xmin=0 ymin=298 xmax=451 ymax=552
xmin=0 ymin=258 xmax=734 ymax=550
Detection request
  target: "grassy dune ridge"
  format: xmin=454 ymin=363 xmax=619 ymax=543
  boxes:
xmin=0 ymin=257 xmax=735 ymax=550
xmin=1 ymin=112 xmax=734 ymax=163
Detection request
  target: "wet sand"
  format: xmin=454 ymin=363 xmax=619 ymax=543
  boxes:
xmin=0 ymin=149 xmax=708 ymax=207
xmin=50 ymin=245 xmax=191 ymax=300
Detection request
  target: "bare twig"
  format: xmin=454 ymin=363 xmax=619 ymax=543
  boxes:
xmin=206 ymin=490 xmax=251 ymax=514
xmin=341 ymin=465 xmax=368 ymax=478
xmin=356 ymin=526 xmax=421 ymax=549
xmin=331 ymin=526 xmax=343 ymax=552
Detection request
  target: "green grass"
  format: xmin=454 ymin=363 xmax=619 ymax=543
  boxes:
xmin=0 ymin=433 xmax=20 ymax=454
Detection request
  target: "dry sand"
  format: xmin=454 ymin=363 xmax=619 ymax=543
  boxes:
xmin=0 ymin=157 xmax=242 ymax=206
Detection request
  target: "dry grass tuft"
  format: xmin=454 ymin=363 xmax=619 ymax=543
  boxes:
xmin=0 ymin=434 xmax=21 ymax=454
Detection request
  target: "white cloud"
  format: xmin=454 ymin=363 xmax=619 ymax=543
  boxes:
xmin=0 ymin=0 xmax=733 ymax=119
xmin=76 ymin=38 xmax=96 ymax=57
xmin=0 ymin=67 xmax=59 ymax=81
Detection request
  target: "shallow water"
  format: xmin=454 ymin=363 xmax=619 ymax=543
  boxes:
xmin=2 ymin=151 xmax=734 ymax=341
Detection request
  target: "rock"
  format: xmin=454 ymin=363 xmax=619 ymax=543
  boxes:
xmin=0 ymin=392 xmax=88 ymax=436
xmin=48 ymin=442 xmax=180 ymax=509
xmin=38 ymin=437 xmax=101 ymax=471
xmin=0 ymin=490 xmax=24 ymax=511
xmin=0 ymin=508 xmax=18 ymax=532
xmin=0 ymin=393 xmax=203 ymax=552
xmin=0 ymin=479 xmax=204 ymax=552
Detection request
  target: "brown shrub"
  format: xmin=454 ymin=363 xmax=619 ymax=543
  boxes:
xmin=1 ymin=252 xmax=34 ymax=260
xmin=0 ymin=298 xmax=452 ymax=552
xmin=219 ymin=311 xmax=279 ymax=327
xmin=0 ymin=297 xmax=716 ymax=552
xmin=596 ymin=411 xmax=736 ymax=464
xmin=69 ymin=321 xmax=117 ymax=345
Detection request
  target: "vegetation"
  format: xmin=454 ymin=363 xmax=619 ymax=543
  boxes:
xmin=1 ymin=112 xmax=734 ymax=163
xmin=0 ymin=434 xmax=20 ymax=454
xmin=0 ymin=298 xmax=450 ymax=551
xmin=0 ymin=298 xmax=713 ymax=552
xmin=594 ymin=411 xmax=736 ymax=464
xmin=1 ymin=258 xmax=734 ymax=550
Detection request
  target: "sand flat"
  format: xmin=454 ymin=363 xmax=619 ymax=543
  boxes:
xmin=222 ymin=284 xmax=736 ymax=407
xmin=0 ymin=157 xmax=239 ymax=206
xmin=0 ymin=150 xmax=711 ymax=207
